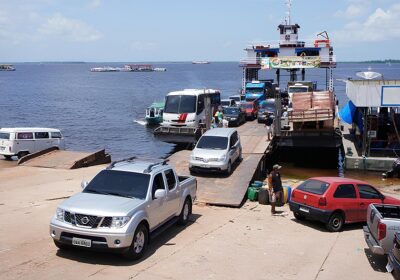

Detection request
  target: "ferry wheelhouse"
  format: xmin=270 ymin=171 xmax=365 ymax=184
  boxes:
xmin=239 ymin=2 xmax=339 ymax=154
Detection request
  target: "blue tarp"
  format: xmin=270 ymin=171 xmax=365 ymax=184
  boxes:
xmin=339 ymin=101 xmax=363 ymax=133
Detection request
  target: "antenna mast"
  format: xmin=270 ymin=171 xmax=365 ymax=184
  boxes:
xmin=286 ymin=0 xmax=292 ymax=25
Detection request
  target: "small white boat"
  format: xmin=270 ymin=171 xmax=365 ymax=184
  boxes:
xmin=192 ymin=61 xmax=210 ymax=64
xmin=0 ymin=64 xmax=15 ymax=71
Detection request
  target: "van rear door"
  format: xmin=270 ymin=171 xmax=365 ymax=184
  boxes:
xmin=0 ymin=132 xmax=12 ymax=155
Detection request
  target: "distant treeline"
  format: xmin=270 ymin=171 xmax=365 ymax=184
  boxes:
xmin=340 ymin=59 xmax=400 ymax=64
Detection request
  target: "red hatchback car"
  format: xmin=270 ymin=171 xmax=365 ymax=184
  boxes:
xmin=289 ymin=177 xmax=400 ymax=232
xmin=242 ymin=101 xmax=258 ymax=120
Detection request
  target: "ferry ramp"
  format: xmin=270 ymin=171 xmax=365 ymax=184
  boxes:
xmin=18 ymin=148 xmax=111 ymax=169
xmin=168 ymin=121 xmax=270 ymax=207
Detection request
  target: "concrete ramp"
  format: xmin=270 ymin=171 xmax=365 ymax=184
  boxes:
xmin=168 ymin=121 xmax=270 ymax=207
xmin=19 ymin=148 xmax=111 ymax=169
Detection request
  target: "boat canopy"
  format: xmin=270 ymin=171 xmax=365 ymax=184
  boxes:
xmin=345 ymin=80 xmax=400 ymax=107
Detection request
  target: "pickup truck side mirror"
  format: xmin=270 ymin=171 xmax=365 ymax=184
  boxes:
xmin=379 ymin=193 xmax=385 ymax=201
xmin=155 ymin=189 xmax=166 ymax=199
xmin=81 ymin=181 xmax=89 ymax=189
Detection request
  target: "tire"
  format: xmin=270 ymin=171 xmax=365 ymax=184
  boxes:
xmin=293 ymin=211 xmax=305 ymax=220
xmin=178 ymin=197 xmax=192 ymax=226
xmin=123 ymin=223 xmax=148 ymax=260
xmin=4 ymin=155 xmax=12 ymax=160
xmin=17 ymin=151 xmax=29 ymax=159
xmin=225 ymin=161 xmax=232 ymax=175
xmin=326 ymin=212 xmax=344 ymax=232
xmin=53 ymin=240 xmax=70 ymax=250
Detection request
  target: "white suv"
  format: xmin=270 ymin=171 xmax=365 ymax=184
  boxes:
xmin=189 ymin=128 xmax=242 ymax=174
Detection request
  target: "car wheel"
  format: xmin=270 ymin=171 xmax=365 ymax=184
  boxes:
xmin=178 ymin=197 xmax=192 ymax=226
xmin=293 ymin=211 xmax=305 ymax=220
xmin=326 ymin=212 xmax=344 ymax=232
xmin=4 ymin=155 xmax=12 ymax=160
xmin=226 ymin=161 xmax=232 ymax=175
xmin=123 ymin=223 xmax=148 ymax=260
xmin=17 ymin=151 xmax=29 ymax=159
xmin=53 ymin=240 xmax=70 ymax=250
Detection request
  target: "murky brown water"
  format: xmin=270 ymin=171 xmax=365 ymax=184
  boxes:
xmin=281 ymin=164 xmax=400 ymax=191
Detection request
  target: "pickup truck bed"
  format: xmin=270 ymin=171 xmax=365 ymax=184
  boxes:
xmin=364 ymin=203 xmax=400 ymax=255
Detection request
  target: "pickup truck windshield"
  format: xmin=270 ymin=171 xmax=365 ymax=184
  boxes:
xmin=223 ymin=108 xmax=240 ymax=115
xmin=83 ymin=170 xmax=150 ymax=199
xmin=197 ymin=136 xmax=228 ymax=150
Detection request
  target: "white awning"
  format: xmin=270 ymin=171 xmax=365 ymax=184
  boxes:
xmin=345 ymin=80 xmax=400 ymax=107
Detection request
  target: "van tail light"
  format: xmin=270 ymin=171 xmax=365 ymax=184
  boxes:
xmin=378 ymin=222 xmax=387 ymax=241
xmin=318 ymin=197 xmax=327 ymax=206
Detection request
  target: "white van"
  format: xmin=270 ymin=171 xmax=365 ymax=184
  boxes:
xmin=0 ymin=128 xmax=66 ymax=159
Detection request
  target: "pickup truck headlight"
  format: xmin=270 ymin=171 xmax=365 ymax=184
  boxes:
xmin=111 ymin=216 xmax=131 ymax=228
xmin=56 ymin=208 xmax=64 ymax=221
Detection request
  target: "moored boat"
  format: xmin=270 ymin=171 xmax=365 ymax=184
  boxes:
xmin=145 ymin=102 xmax=164 ymax=125
xmin=0 ymin=64 xmax=15 ymax=71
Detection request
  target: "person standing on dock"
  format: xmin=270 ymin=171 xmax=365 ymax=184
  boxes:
xmin=265 ymin=113 xmax=274 ymax=141
xmin=270 ymin=164 xmax=283 ymax=215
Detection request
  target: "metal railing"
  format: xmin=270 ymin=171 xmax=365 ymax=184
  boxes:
xmin=288 ymin=109 xmax=334 ymax=122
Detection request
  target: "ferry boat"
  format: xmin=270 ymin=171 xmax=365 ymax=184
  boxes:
xmin=0 ymin=64 xmax=15 ymax=71
xmin=145 ymin=102 xmax=164 ymax=125
xmin=91 ymin=64 xmax=166 ymax=72
xmin=239 ymin=0 xmax=339 ymax=155
xmin=192 ymin=61 xmax=210 ymax=64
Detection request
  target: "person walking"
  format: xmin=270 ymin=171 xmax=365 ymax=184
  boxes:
xmin=265 ymin=113 xmax=274 ymax=140
xmin=269 ymin=164 xmax=283 ymax=214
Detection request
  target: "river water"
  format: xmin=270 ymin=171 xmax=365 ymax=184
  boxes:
xmin=1 ymin=62 xmax=399 ymax=186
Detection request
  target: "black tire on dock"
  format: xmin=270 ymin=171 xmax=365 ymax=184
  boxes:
xmin=258 ymin=189 xmax=269 ymax=205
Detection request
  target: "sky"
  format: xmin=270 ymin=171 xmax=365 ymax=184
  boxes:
xmin=0 ymin=0 xmax=399 ymax=62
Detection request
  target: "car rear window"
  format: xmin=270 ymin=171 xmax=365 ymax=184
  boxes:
xmin=296 ymin=179 xmax=330 ymax=195
xmin=0 ymin=133 xmax=10 ymax=140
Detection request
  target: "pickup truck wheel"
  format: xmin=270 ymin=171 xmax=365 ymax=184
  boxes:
xmin=124 ymin=224 xmax=148 ymax=260
xmin=293 ymin=211 xmax=305 ymax=220
xmin=178 ymin=197 xmax=192 ymax=226
xmin=326 ymin=212 xmax=344 ymax=232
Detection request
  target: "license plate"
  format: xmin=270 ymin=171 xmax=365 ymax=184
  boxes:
xmin=386 ymin=261 xmax=393 ymax=273
xmin=72 ymin=237 xmax=91 ymax=248
xmin=299 ymin=207 xmax=309 ymax=213
xmin=201 ymin=164 xmax=209 ymax=168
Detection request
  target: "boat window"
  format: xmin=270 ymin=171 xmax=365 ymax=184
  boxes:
xmin=296 ymin=179 xmax=329 ymax=195
xmin=0 ymin=133 xmax=10 ymax=140
xmin=197 ymin=136 xmax=228 ymax=150
xmin=164 ymin=169 xmax=177 ymax=190
xmin=35 ymin=132 xmax=49 ymax=139
xmin=164 ymin=95 xmax=196 ymax=114
xmin=333 ymin=184 xmax=356 ymax=199
xmin=83 ymin=170 xmax=150 ymax=200
xmin=51 ymin=132 xmax=62 ymax=139
xmin=357 ymin=184 xmax=381 ymax=199
xmin=17 ymin=132 xmax=33 ymax=140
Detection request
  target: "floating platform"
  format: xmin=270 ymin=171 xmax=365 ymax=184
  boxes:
xmin=18 ymin=147 xmax=111 ymax=169
xmin=168 ymin=122 xmax=270 ymax=207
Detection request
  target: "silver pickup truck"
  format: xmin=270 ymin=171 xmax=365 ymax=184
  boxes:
xmin=363 ymin=203 xmax=400 ymax=255
xmin=50 ymin=158 xmax=197 ymax=260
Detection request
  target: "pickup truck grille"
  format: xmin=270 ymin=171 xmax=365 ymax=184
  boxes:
xmin=75 ymin=214 xmax=98 ymax=227
xmin=100 ymin=217 xmax=112 ymax=227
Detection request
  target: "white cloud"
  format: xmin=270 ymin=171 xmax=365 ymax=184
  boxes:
xmin=39 ymin=13 xmax=102 ymax=42
xmin=87 ymin=0 xmax=101 ymax=9
xmin=335 ymin=4 xmax=368 ymax=18
xmin=333 ymin=3 xmax=400 ymax=44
